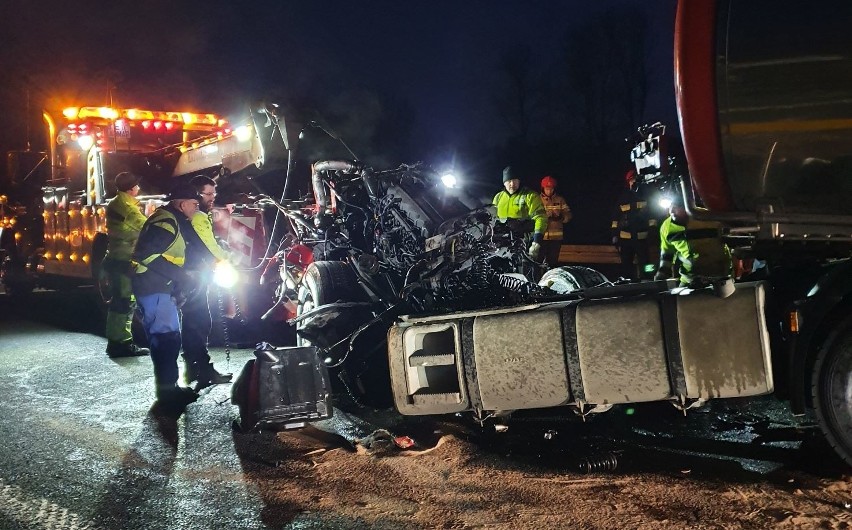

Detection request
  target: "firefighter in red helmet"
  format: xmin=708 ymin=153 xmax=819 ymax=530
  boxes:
xmin=611 ymin=169 xmax=660 ymax=280
xmin=539 ymin=175 xmax=572 ymax=266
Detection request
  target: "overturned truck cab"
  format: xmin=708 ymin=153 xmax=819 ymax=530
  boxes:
xmin=388 ymin=281 xmax=772 ymax=419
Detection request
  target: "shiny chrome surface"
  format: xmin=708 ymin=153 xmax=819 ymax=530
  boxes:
xmin=716 ymin=0 xmax=852 ymax=215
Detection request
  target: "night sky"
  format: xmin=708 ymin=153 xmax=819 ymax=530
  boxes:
xmin=0 ymin=0 xmax=679 ymax=240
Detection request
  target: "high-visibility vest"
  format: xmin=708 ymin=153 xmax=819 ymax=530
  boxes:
xmin=134 ymin=208 xmax=186 ymax=275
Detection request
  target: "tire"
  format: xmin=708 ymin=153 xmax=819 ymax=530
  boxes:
xmin=296 ymin=260 xmax=392 ymax=405
xmin=812 ymin=314 xmax=852 ymax=466
xmin=538 ymin=265 xmax=609 ymax=294
xmin=296 ymin=261 xmax=365 ymax=352
xmin=1 ymin=255 xmax=35 ymax=299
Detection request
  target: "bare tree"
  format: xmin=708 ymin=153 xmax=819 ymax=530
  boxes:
xmin=492 ymin=45 xmax=544 ymax=146
xmin=560 ymin=7 xmax=649 ymax=149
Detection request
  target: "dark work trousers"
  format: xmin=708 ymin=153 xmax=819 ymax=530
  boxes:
xmin=618 ymin=238 xmax=652 ymax=280
xmin=181 ymin=288 xmax=213 ymax=367
xmin=541 ymin=240 xmax=562 ymax=268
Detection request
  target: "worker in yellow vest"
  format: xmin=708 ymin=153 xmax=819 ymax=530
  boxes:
xmin=654 ymin=194 xmax=732 ymax=287
xmin=179 ymin=175 xmax=233 ymax=390
xmin=132 ymin=183 xmax=203 ymax=413
xmin=104 ymin=172 xmax=150 ymax=358
xmin=492 ymin=166 xmax=547 ymax=259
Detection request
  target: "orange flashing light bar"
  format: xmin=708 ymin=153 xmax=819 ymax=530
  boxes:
xmin=62 ymin=106 xmax=225 ymax=130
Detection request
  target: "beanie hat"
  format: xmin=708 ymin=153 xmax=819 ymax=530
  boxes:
xmin=502 ymin=166 xmax=516 ymax=183
xmin=167 ymin=182 xmax=200 ymax=201
xmin=115 ymin=172 xmax=141 ymax=192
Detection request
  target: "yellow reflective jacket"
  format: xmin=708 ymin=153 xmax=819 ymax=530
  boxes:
xmin=658 ymin=217 xmax=732 ymax=285
xmin=492 ymin=188 xmax=547 ymax=236
xmin=105 ymin=191 xmax=147 ymax=261
xmin=187 ymin=211 xmax=230 ymax=267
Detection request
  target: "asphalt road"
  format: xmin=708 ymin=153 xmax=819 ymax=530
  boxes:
xmin=0 ymin=288 xmax=278 ymax=530
xmin=0 ymin=288 xmax=843 ymax=529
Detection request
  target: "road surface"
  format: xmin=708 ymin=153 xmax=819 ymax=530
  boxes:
xmin=0 ymin=288 xmax=849 ymax=529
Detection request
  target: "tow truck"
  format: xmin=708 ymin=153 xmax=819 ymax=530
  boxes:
xmin=0 ymin=103 xmax=280 ymax=323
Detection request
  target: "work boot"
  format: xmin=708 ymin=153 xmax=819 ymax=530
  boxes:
xmin=106 ymin=341 xmax=150 ymax=358
xmin=185 ymin=362 xmax=233 ymax=390
xmin=154 ymin=385 xmax=199 ymax=414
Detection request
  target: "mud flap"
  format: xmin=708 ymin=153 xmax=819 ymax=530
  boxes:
xmin=232 ymin=344 xmax=333 ymax=432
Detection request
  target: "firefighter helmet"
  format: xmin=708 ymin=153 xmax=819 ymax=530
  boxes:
xmin=541 ymin=175 xmax=557 ymax=188
xmin=625 ymin=169 xmax=636 ymax=183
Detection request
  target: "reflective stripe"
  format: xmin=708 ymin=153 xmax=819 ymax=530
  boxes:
xmin=611 ymin=221 xmax=619 ymax=228
xmin=134 ymin=209 xmax=185 ymax=274
xmin=620 ymin=204 xmax=631 ymax=212
xmin=636 ymin=201 xmax=647 ymax=209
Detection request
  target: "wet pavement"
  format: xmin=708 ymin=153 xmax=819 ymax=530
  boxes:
xmin=0 ymin=288 xmax=844 ymax=529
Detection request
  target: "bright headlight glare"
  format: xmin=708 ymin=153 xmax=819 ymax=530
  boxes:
xmin=213 ymin=261 xmax=238 ymax=289
xmin=234 ymin=125 xmax=253 ymax=142
xmin=658 ymin=196 xmax=673 ymax=210
xmin=77 ymin=135 xmax=94 ymax=151
xmin=441 ymin=173 xmax=457 ymax=188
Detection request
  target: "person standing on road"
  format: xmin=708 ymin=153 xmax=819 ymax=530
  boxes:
xmin=539 ymin=175 xmax=572 ymax=266
xmin=611 ymin=169 xmax=659 ymax=280
xmin=103 ymin=172 xmax=150 ymax=358
xmin=654 ymin=194 xmax=732 ymax=287
xmin=131 ymin=183 xmax=203 ymax=411
xmin=493 ymin=166 xmax=547 ymax=259
xmin=179 ymin=175 xmax=233 ymax=390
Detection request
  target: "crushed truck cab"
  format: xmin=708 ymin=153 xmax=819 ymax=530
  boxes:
xmin=389 ymin=281 xmax=772 ymax=418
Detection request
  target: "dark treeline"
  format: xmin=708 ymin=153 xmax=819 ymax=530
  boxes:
xmin=0 ymin=3 xmax=677 ymax=245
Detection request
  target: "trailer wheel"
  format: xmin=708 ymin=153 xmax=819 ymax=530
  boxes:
xmin=538 ymin=265 xmax=610 ymax=294
xmin=812 ymin=314 xmax=852 ymax=466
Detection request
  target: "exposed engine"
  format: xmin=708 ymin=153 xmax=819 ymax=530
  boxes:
xmin=272 ymin=160 xmax=548 ymax=315
xmin=255 ymin=159 xmax=610 ymax=408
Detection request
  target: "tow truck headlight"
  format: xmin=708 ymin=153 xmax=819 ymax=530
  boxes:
xmin=658 ymin=195 xmax=673 ymax=210
xmin=213 ymin=261 xmax=239 ymax=289
xmin=234 ymin=125 xmax=253 ymax=142
xmin=441 ymin=172 xmax=458 ymax=188
xmin=77 ymin=135 xmax=94 ymax=151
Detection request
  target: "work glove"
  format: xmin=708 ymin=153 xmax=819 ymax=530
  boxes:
xmin=528 ymin=241 xmax=541 ymax=259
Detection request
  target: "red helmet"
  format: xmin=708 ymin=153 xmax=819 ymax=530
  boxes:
xmin=625 ymin=169 xmax=636 ymax=182
xmin=541 ymin=175 xmax=557 ymax=188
